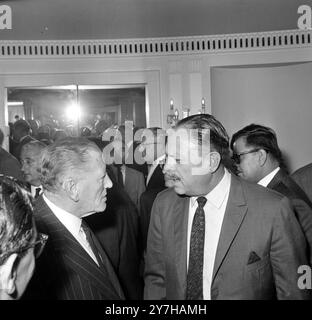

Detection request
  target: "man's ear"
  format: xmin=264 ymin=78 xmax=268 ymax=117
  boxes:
xmin=63 ymin=178 xmax=79 ymax=202
xmin=258 ymin=149 xmax=268 ymax=167
xmin=0 ymin=253 xmax=18 ymax=296
xmin=209 ymin=152 xmax=221 ymax=173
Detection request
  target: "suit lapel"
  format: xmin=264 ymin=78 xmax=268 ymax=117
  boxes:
xmin=35 ymin=196 xmax=124 ymax=299
xmin=147 ymin=165 xmax=165 ymax=189
xmin=212 ymin=175 xmax=248 ymax=283
xmin=173 ymin=195 xmax=190 ymax=294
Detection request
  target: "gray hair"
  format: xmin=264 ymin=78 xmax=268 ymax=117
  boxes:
xmin=40 ymin=137 xmax=100 ymax=192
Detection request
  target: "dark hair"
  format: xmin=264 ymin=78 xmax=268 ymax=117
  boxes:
xmin=176 ymin=114 xmax=231 ymax=167
xmin=0 ymin=175 xmax=34 ymax=265
xmin=230 ymin=124 xmax=287 ymax=171
xmin=13 ymin=120 xmax=31 ymax=135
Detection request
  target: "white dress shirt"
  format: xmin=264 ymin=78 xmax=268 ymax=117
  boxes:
xmin=187 ymin=169 xmax=231 ymax=300
xmin=257 ymin=167 xmax=280 ymax=187
xmin=42 ymin=194 xmax=99 ymax=266
xmin=146 ymin=154 xmax=165 ymax=186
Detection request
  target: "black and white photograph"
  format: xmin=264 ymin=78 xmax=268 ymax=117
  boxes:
xmin=0 ymin=0 xmax=312 ymax=307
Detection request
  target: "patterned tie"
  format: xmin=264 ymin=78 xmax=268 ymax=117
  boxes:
xmin=186 ymin=196 xmax=207 ymax=300
xmin=35 ymin=187 xmax=41 ymax=198
xmin=80 ymin=220 xmax=104 ymax=267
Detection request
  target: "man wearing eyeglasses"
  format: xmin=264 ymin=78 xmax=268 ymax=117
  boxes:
xmin=24 ymin=137 xmax=125 ymax=300
xmin=231 ymin=124 xmax=312 ymax=265
xmin=0 ymin=175 xmax=48 ymax=300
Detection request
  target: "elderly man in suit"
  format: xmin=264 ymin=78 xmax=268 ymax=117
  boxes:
xmin=24 ymin=137 xmax=124 ymax=300
xmin=231 ymin=124 xmax=312 ymax=265
xmin=144 ymin=114 xmax=310 ymax=300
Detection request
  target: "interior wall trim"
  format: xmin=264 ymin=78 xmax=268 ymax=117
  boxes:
xmin=0 ymin=29 xmax=311 ymax=58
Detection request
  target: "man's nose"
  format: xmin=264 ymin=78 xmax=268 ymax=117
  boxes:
xmin=163 ymin=157 xmax=175 ymax=173
xmin=105 ymin=175 xmax=113 ymax=189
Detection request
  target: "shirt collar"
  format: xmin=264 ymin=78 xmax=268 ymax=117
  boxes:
xmin=19 ymin=135 xmax=29 ymax=143
xmin=42 ymin=194 xmax=82 ymax=237
xmin=258 ymin=167 xmax=280 ymax=187
xmin=190 ymin=168 xmax=231 ymax=209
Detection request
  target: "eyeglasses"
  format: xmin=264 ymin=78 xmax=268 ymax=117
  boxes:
xmin=0 ymin=233 xmax=48 ymax=264
xmin=19 ymin=233 xmax=49 ymax=259
xmin=232 ymin=148 xmax=261 ymax=164
xmin=32 ymin=233 xmax=49 ymax=258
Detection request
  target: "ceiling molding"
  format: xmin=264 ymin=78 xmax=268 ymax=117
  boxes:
xmin=0 ymin=29 xmax=311 ymax=59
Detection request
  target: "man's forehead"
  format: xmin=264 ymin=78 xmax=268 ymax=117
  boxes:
xmin=21 ymin=146 xmax=40 ymax=156
xmin=233 ymin=136 xmax=247 ymax=149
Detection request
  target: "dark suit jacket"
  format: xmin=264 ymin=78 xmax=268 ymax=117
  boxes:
xmin=267 ymin=169 xmax=312 ymax=264
xmin=85 ymin=170 xmax=143 ymax=300
xmin=0 ymin=147 xmax=24 ymax=181
xmin=24 ymin=196 xmax=125 ymax=300
xmin=144 ymin=174 xmax=311 ymax=300
xmin=146 ymin=164 xmax=166 ymax=191
xmin=291 ymin=163 xmax=312 ymax=204
xmin=139 ymin=165 xmax=167 ymax=253
xmin=111 ymin=165 xmax=146 ymax=208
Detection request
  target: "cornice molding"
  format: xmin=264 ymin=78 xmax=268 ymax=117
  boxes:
xmin=0 ymin=29 xmax=311 ymax=58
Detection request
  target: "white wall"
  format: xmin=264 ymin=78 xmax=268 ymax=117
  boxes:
xmin=211 ymin=62 xmax=312 ymax=172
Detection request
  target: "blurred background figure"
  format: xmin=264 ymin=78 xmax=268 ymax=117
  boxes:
xmin=28 ymin=119 xmax=40 ymax=140
xmin=11 ymin=119 xmax=36 ymax=161
xmin=52 ymin=129 xmax=67 ymax=142
xmin=105 ymin=124 xmax=146 ymax=209
xmin=0 ymin=128 xmax=24 ymax=181
xmin=80 ymin=126 xmax=92 ymax=137
xmin=20 ymin=141 xmax=46 ymax=199
xmin=138 ymin=127 xmax=167 ymax=256
xmin=0 ymin=175 xmax=48 ymax=300
xmin=95 ymin=119 xmax=109 ymax=138
xmin=37 ymin=125 xmax=53 ymax=145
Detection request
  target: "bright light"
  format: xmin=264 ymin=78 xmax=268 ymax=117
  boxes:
xmin=66 ymin=102 xmax=80 ymax=121
xmin=8 ymin=101 xmax=23 ymax=106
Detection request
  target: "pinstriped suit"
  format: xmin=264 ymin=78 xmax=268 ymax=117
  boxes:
xmin=24 ymin=196 xmax=125 ymax=300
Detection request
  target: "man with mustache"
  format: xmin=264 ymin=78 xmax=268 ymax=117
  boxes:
xmin=24 ymin=137 xmax=125 ymax=300
xmin=144 ymin=114 xmax=310 ymax=300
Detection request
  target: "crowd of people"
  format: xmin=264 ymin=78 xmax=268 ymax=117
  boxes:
xmin=0 ymin=113 xmax=312 ymax=300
